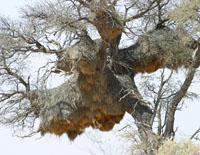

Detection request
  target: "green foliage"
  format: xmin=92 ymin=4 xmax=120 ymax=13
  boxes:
xmin=156 ymin=139 xmax=200 ymax=155
xmin=123 ymin=126 xmax=200 ymax=155
xmin=170 ymin=0 xmax=200 ymax=36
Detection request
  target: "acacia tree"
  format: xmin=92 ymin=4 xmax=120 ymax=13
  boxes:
xmin=0 ymin=0 xmax=200 ymax=154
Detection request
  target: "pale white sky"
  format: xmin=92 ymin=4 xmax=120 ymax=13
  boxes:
xmin=0 ymin=1 xmax=200 ymax=155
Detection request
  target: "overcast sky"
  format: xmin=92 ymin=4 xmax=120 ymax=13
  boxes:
xmin=0 ymin=1 xmax=200 ymax=155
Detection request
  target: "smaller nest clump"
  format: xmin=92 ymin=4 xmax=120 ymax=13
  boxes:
xmin=119 ymin=28 xmax=196 ymax=74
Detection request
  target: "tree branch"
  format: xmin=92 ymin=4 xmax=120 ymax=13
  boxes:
xmin=124 ymin=0 xmax=158 ymax=23
xmin=190 ymin=127 xmax=200 ymax=140
xmin=163 ymin=39 xmax=200 ymax=138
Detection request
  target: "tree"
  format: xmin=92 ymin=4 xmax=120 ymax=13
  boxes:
xmin=0 ymin=0 xmax=200 ymax=154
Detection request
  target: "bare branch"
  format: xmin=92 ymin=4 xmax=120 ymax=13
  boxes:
xmin=163 ymin=39 xmax=200 ymax=137
xmin=190 ymin=127 xmax=200 ymax=140
xmin=124 ymin=0 xmax=159 ymax=23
